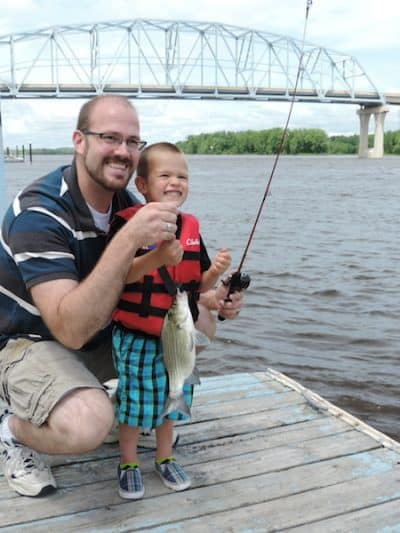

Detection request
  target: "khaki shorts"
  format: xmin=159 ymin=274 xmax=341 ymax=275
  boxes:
xmin=0 ymin=338 xmax=116 ymax=426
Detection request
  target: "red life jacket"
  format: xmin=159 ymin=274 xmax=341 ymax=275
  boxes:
xmin=112 ymin=206 xmax=201 ymax=337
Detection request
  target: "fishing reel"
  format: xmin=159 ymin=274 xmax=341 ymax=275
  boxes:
xmin=218 ymin=270 xmax=251 ymax=321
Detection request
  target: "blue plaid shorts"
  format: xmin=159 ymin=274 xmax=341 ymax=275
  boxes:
xmin=112 ymin=325 xmax=193 ymax=429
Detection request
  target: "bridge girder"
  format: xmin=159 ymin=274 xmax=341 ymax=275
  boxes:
xmin=0 ymin=19 xmax=384 ymax=105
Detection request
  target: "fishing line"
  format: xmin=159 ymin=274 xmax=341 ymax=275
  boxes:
xmin=238 ymin=0 xmax=313 ymax=272
xmin=221 ymin=0 xmax=313 ymax=304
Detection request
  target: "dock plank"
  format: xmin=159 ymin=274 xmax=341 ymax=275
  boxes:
xmin=0 ymin=370 xmax=399 ymax=531
xmin=288 ymin=498 xmax=400 ymax=533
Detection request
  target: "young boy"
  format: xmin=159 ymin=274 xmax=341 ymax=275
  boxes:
xmin=110 ymin=142 xmax=231 ymax=499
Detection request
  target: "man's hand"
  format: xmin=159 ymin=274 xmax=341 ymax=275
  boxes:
xmin=215 ymin=282 xmax=244 ymax=320
xmin=126 ymin=201 xmax=178 ymax=248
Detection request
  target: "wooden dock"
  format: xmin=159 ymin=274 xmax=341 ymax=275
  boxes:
xmin=1 ymin=369 xmax=399 ymax=532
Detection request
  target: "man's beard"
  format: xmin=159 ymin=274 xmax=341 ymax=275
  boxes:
xmin=84 ymin=155 xmax=134 ymax=192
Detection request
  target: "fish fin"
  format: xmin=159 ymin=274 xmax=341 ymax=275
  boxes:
xmin=194 ymin=328 xmax=211 ymax=349
xmin=161 ymin=395 xmax=191 ymax=419
xmin=184 ymin=365 xmax=201 ymax=385
xmin=193 ymin=365 xmax=201 ymax=384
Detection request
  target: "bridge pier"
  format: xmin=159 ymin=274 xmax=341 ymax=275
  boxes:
xmin=357 ymin=105 xmax=389 ymax=158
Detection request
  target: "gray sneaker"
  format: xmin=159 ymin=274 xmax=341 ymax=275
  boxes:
xmin=0 ymin=411 xmax=57 ymax=497
xmin=155 ymin=457 xmax=191 ymax=491
xmin=118 ymin=464 xmax=144 ymax=500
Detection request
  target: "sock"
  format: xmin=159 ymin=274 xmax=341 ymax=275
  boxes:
xmin=0 ymin=414 xmax=16 ymax=442
xmin=120 ymin=462 xmax=139 ymax=470
xmin=155 ymin=456 xmax=174 ymax=465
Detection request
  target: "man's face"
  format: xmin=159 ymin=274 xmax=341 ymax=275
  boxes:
xmin=75 ymin=99 xmax=141 ymax=193
xmin=136 ymin=151 xmax=189 ymax=207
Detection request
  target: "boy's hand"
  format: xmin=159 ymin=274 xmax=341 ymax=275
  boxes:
xmin=157 ymin=239 xmax=184 ymax=266
xmin=210 ymin=248 xmax=231 ymax=275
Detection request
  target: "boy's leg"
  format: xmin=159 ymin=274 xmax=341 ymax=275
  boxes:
xmin=154 ymin=419 xmax=191 ymax=491
xmin=155 ymin=418 xmax=174 ymax=460
xmin=117 ymin=423 xmax=144 ymax=500
xmin=119 ymin=423 xmax=140 ymax=464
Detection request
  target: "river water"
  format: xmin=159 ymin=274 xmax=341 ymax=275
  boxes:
xmin=3 ymin=154 xmax=400 ymax=440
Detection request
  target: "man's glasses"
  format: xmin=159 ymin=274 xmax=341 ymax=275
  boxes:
xmin=82 ymin=130 xmax=147 ymax=151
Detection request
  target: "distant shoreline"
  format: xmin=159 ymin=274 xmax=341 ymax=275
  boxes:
xmin=4 ymin=126 xmax=400 ymax=156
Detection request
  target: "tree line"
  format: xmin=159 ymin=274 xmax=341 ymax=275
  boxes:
xmin=176 ymin=128 xmax=400 ymax=155
xmin=7 ymin=129 xmax=400 ymax=156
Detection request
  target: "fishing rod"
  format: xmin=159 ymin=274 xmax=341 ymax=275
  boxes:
xmin=219 ymin=0 xmax=313 ymax=317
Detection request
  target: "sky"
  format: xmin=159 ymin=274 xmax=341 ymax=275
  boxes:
xmin=0 ymin=0 xmax=399 ymax=149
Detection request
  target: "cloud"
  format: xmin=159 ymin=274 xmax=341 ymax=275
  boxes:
xmin=303 ymin=1 xmax=399 ymax=47
xmin=2 ymin=100 xmax=79 ymax=148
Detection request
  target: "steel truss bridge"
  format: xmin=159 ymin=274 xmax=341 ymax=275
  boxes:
xmin=0 ymin=19 xmax=394 ymax=106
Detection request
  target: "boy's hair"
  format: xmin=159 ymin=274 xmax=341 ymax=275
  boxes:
xmin=76 ymin=95 xmax=135 ymax=131
xmin=137 ymin=142 xmax=183 ymax=180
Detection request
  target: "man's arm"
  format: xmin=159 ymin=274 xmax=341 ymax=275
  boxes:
xmin=199 ymin=283 xmax=244 ymax=318
xmin=30 ymin=202 xmax=178 ymax=350
xmin=195 ymin=284 xmax=244 ymax=346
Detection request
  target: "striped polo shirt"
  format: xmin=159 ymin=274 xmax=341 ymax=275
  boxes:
xmin=0 ymin=161 xmax=138 ymax=350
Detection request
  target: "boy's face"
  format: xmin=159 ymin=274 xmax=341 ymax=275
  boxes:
xmin=135 ymin=150 xmax=189 ymax=207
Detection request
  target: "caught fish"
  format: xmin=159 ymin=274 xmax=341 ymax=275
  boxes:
xmin=161 ymin=288 xmax=209 ymax=418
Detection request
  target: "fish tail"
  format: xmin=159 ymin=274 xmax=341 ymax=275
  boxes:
xmin=161 ymin=395 xmax=191 ymax=419
xmin=184 ymin=366 xmax=201 ymax=386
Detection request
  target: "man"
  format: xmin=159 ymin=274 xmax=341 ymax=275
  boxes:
xmin=0 ymin=95 xmax=243 ymax=497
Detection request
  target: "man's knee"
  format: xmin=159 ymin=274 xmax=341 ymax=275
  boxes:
xmin=49 ymin=388 xmax=114 ymax=452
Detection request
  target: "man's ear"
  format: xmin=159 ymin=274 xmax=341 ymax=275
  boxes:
xmin=135 ymin=175 xmax=148 ymax=195
xmin=72 ymin=130 xmax=86 ymax=155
